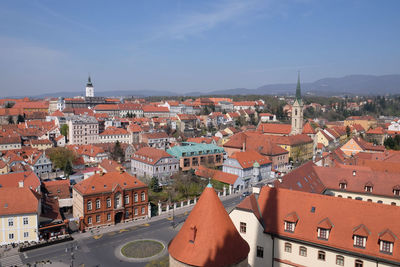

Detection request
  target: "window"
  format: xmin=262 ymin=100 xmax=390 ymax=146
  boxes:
xmin=318 ymin=251 xmax=326 ymax=261
xmin=319 ymin=228 xmax=329 ymax=240
xmin=134 ymin=193 xmax=138 ymax=202
xmin=23 ymin=217 xmax=29 ymax=225
xmin=380 ymin=240 xmax=393 ymax=254
xmin=364 ymin=185 xmax=373 ymax=192
xmin=124 ymin=195 xmax=129 ymax=204
xmin=134 ymin=208 xmax=138 ymax=215
xmin=24 ymin=232 xmax=29 ymax=238
xmin=299 ymin=246 xmax=307 ymax=257
xmin=339 ymin=183 xmax=347 ymax=189
xmin=141 ymin=207 xmax=145 ymax=214
xmin=256 ymin=246 xmax=264 ymax=258
xmin=336 ymin=255 xmax=344 ymax=266
xmin=141 ymin=192 xmax=146 ymax=201
xmin=355 ymin=259 xmax=363 ymax=267
xmin=88 ymin=216 xmax=92 ymax=224
xmin=284 ymin=242 xmax=292 ymax=253
xmin=377 ymin=200 xmax=383 ymax=204
xmin=107 ymin=198 xmax=111 ymax=208
xmin=107 ymin=213 xmax=111 ymax=221
xmin=96 ymin=199 xmax=101 ymax=209
xmin=354 ymin=235 xmax=366 ymax=248
xmin=125 ymin=211 xmax=130 ymax=218
xmin=393 ymin=189 xmax=400 ymax=196
xmin=285 ymin=221 xmax=295 ymax=232
xmin=96 ymin=215 xmax=100 ymax=223
xmin=240 ymin=222 xmax=246 ymax=234
xmin=8 ymin=218 xmax=13 ymax=227
xmin=87 ymin=201 xmax=92 ymax=211
xmin=391 ymin=202 xmax=396 ymax=206
xmin=9 ymin=233 xmax=14 ymax=239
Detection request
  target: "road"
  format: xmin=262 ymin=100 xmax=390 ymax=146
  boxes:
xmin=1 ymin=195 xmax=242 ymax=267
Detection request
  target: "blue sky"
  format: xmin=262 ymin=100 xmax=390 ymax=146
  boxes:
xmin=0 ymin=0 xmax=399 ymax=96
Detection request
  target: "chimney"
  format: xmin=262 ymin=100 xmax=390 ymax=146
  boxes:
xmin=18 ymin=181 xmax=24 ymax=188
xmin=353 ymin=170 xmax=356 ymax=176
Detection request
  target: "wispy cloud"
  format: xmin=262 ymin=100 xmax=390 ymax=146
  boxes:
xmin=32 ymin=0 xmax=98 ymax=33
xmin=150 ymin=0 xmax=265 ymax=40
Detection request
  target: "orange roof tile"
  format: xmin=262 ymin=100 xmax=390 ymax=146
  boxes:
xmin=73 ymin=171 xmax=146 ymax=195
xmin=257 ymin=123 xmax=292 ymax=135
xmin=230 ymin=150 xmax=271 ymax=169
xmin=0 ymin=187 xmax=39 ymax=215
xmin=132 ymin=147 xmax=173 ymax=166
xmin=168 ymin=185 xmax=249 ymax=266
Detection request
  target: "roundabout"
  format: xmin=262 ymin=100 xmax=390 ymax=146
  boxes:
xmin=115 ymin=239 xmax=167 ymax=263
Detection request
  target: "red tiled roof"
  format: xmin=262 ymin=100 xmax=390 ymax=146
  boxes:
xmin=256 ymin=187 xmax=400 ymax=264
xmin=99 ymin=126 xmax=128 ymax=136
xmin=230 ymin=150 xmax=271 ymax=169
xmin=99 ymin=159 xmax=124 ymax=172
xmin=168 ymin=186 xmax=249 ymax=266
xmin=236 ymin=193 xmax=262 ymax=222
xmin=366 ymin=127 xmax=386 ymax=135
xmin=141 ymin=132 xmax=168 ymax=139
xmin=73 ymin=171 xmax=146 ymax=195
xmin=257 ymin=123 xmax=292 ymax=135
xmin=43 ymin=179 xmax=70 ymax=199
xmin=0 ymin=187 xmax=39 ymax=215
xmin=127 ymin=124 xmax=143 ymax=133
xmin=187 ymin=137 xmax=215 ymax=144
xmin=142 ymin=105 xmax=169 ymax=112
xmin=132 ymin=147 xmax=173 ymax=166
xmin=0 ymin=171 xmax=40 ymax=190
xmin=195 ymin=165 xmax=239 ymax=185
xmin=177 ymin=114 xmax=197 ymax=120
xmin=93 ymin=104 xmax=118 ymax=111
xmin=302 ymin=122 xmax=316 ymax=134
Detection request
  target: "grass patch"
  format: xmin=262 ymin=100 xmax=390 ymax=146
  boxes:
xmin=121 ymin=240 xmax=164 ymax=258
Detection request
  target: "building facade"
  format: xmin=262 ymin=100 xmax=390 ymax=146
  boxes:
xmin=72 ymin=171 xmax=148 ymax=231
xmin=67 ymin=115 xmax=99 ymax=145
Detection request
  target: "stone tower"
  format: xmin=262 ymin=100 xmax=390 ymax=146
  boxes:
xmin=290 ymin=72 xmax=304 ymax=135
xmin=85 ymin=76 xmax=94 ymax=97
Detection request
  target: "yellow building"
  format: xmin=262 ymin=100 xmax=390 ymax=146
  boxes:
xmin=344 ymin=115 xmax=377 ymax=131
xmin=0 ymin=187 xmax=40 ymax=245
xmin=30 ymin=139 xmax=53 ymax=150
xmin=264 ymin=134 xmax=314 ymax=162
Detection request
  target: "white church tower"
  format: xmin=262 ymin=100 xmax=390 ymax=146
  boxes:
xmin=290 ymin=72 xmax=304 ymax=135
xmin=85 ymin=76 xmax=94 ymax=97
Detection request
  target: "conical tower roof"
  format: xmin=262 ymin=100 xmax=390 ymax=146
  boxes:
xmin=296 ymin=71 xmax=302 ymax=102
xmin=168 ymin=185 xmax=249 ymax=266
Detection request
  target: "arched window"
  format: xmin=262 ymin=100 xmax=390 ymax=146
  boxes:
xmin=284 ymin=242 xmax=292 ymax=253
xmin=299 ymin=246 xmax=307 ymax=257
xmin=96 ymin=199 xmax=101 ymax=209
xmin=87 ymin=201 xmax=92 ymax=211
xmin=355 ymin=259 xmax=363 ymax=267
xmin=391 ymin=202 xmax=396 ymax=206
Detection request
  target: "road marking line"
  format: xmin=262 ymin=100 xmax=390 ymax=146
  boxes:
xmin=93 ymin=234 xmax=103 ymax=239
xmin=119 ymin=229 xmax=129 ymax=233
xmin=107 ymin=232 xmax=117 ymax=236
xmin=142 ymin=223 xmax=150 ymax=226
xmin=23 ymin=252 xmax=28 ymax=259
xmin=167 ymin=217 xmax=173 ymax=220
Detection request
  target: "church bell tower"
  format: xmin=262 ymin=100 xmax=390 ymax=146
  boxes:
xmin=290 ymin=72 xmax=304 ymax=135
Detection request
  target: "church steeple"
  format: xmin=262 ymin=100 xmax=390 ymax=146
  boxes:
xmin=296 ymin=71 xmax=301 ymax=101
xmin=85 ymin=75 xmax=94 ymax=97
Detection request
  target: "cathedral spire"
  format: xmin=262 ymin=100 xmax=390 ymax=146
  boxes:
xmin=296 ymin=71 xmax=301 ymax=101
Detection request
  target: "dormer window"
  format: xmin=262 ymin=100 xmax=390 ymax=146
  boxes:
xmin=393 ymin=186 xmax=400 ymax=196
xmin=365 ymin=186 xmax=373 ymax=192
xmin=285 ymin=221 xmax=295 ymax=232
xmin=317 ymin=218 xmax=333 ymax=240
xmin=354 ymin=235 xmax=366 ymax=248
xmin=380 ymin=240 xmax=393 ymax=254
xmin=353 ymin=224 xmax=370 ymax=249
xmin=339 ymin=181 xmax=347 ymax=189
xmin=364 ymin=182 xmax=373 ymax=193
xmin=318 ymin=228 xmax=329 ymax=240
xmin=379 ymin=229 xmax=396 ymax=255
xmin=284 ymin=212 xmax=299 ymax=233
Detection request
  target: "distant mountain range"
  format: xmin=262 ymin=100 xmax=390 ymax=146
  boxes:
xmin=24 ymin=74 xmax=400 ymax=98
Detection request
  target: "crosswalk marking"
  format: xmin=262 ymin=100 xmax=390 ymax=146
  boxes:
xmin=0 ymin=254 xmax=23 ymax=267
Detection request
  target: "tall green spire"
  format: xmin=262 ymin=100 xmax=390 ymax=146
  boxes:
xmin=296 ymin=71 xmax=301 ymax=101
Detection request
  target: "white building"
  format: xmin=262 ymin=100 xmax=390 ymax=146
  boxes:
xmin=67 ymin=115 xmax=99 ymax=145
xmin=230 ymin=187 xmax=400 ymax=267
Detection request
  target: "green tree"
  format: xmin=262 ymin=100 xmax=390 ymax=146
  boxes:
xmin=346 ymin=125 xmax=351 ymax=137
xmin=111 ymin=141 xmax=125 ymax=162
xmin=64 ymin=160 xmax=73 ymax=176
xmin=17 ymin=114 xmax=25 ymax=123
xmin=48 ymin=147 xmax=76 ymax=171
xmin=7 ymin=116 xmax=14 ymax=124
xmin=149 ymin=176 xmax=161 ymax=192
xmin=60 ymin=124 xmax=69 ymax=137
